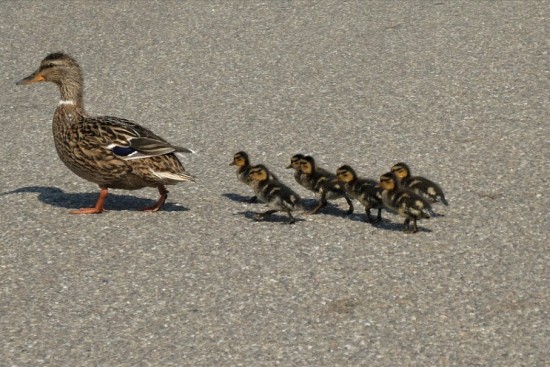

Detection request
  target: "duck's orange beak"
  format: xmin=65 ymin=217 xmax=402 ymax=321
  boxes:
xmin=16 ymin=71 xmax=45 ymax=85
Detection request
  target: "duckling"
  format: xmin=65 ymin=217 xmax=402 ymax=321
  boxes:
xmin=391 ymin=162 xmax=448 ymax=205
xmin=286 ymin=153 xmax=309 ymax=189
xmin=335 ymin=165 xmax=383 ymax=223
xmin=16 ymin=52 xmax=194 ymax=214
xmin=229 ymin=151 xmax=257 ymax=202
xmin=298 ymin=156 xmax=353 ymax=214
xmin=248 ymin=164 xmax=304 ymax=224
xmin=229 ymin=151 xmax=280 ymax=202
xmin=379 ymin=171 xmax=436 ymax=233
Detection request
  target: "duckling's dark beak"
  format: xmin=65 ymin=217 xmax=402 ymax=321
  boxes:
xmin=285 ymin=164 xmax=292 ymax=169
xmin=229 ymin=161 xmax=235 ymax=166
xmin=16 ymin=71 xmax=45 ymax=85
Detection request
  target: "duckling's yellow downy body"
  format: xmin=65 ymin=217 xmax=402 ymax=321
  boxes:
xmin=299 ymin=156 xmax=353 ymax=214
xmin=379 ymin=171 xmax=436 ymax=233
xmin=17 ymin=52 xmax=194 ymax=213
xmin=249 ymin=164 xmax=304 ymax=224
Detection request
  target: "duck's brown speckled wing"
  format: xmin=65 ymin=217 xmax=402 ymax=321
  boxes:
xmin=84 ymin=115 xmax=193 ymax=159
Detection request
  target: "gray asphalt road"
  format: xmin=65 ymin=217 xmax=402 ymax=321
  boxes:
xmin=1 ymin=1 xmax=548 ymax=366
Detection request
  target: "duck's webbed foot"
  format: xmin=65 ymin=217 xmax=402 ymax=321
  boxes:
xmin=70 ymin=188 xmax=108 ymax=214
xmin=141 ymin=185 xmax=168 ymax=212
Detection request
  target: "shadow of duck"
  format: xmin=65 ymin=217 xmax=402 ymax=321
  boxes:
xmin=1 ymin=186 xmax=189 ymax=212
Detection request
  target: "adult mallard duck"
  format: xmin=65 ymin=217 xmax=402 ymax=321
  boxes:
xmin=16 ymin=52 xmax=195 ymax=214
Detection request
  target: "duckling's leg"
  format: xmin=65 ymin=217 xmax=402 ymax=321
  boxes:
xmin=309 ymin=196 xmax=327 ymax=214
xmin=372 ymin=208 xmax=382 ymax=224
xmin=344 ymin=196 xmax=354 ymax=215
xmin=364 ymin=207 xmax=374 ymax=223
xmin=403 ymin=218 xmax=411 ymax=232
xmin=285 ymin=210 xmax=296 ymax=225
xmin=141 ymin=185 xmax=169 ymax=212
xmin=411 ymin=218 xmax=419 ymax=233
xmin=70 ymin=187 xmax=108 ymax=214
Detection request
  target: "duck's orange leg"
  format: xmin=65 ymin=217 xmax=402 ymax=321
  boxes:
xmin=141 ymin=185 xmax=168 ymax=212
xmin=70 ymin=188 xmax=108 ymax=214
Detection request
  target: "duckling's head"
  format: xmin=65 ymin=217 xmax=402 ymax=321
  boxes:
xmin=335 ymin=165 xmax=357 ymax=183
xmin=299 ymin=156 xmax=316 ymax=175
xmin=230 ymin=151 xmax=250 ymax=167
xmin=248 ymin=164 xmax=270 ymax=182
xmin=17 ymin=52 xmax=82 ymax=87
xmin=391 ymin=162 xmax=411 ymax=181
xmin=379 ymin=171 xmax=398 ymax=191
xmin=286 ymin=154 xmax=305 ymax=170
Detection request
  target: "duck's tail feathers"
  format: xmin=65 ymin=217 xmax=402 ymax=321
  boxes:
xmin=150 ymin=169 xmax=196 ymax=183
xmin=174 ymin=145 xmax=196 ymax=154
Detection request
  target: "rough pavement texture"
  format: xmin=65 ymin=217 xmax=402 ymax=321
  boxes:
xmin=0 ymin=1 xmax=548 ymax=366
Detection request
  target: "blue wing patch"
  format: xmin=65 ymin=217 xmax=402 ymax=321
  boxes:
xmin=110 ymin=146 xmax=137 ymax=157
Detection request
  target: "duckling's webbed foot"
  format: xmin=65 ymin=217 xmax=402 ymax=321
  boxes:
xmin=364 ymin=208 xmax=376 ymax=223
xmin=403 ymin=218 xmax=417 ymax=233
xmin=141 ymin=185 xmax=168 ymax=212
xmin=369 ymin=208 xmax=382 ymax=224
